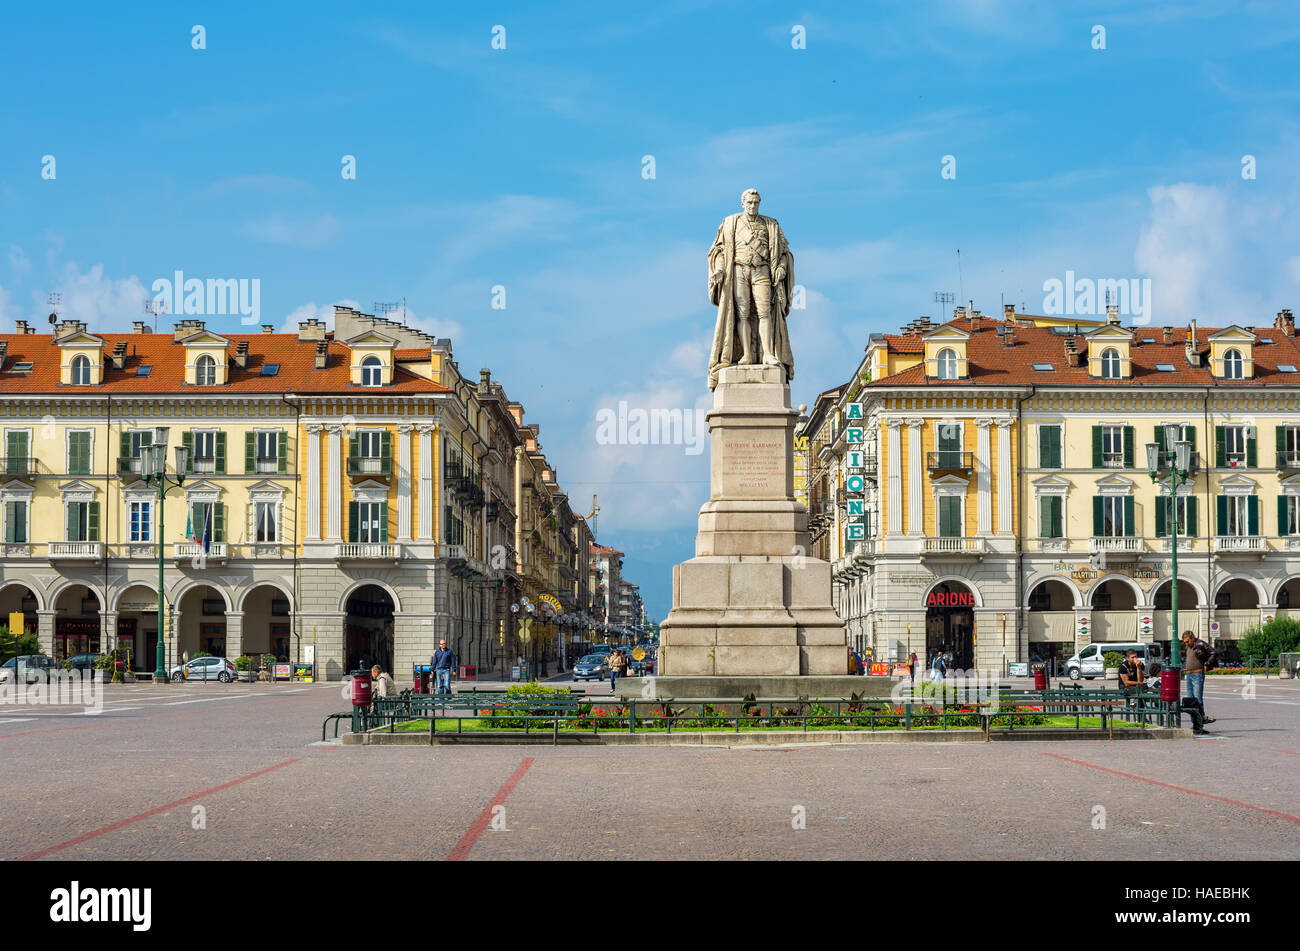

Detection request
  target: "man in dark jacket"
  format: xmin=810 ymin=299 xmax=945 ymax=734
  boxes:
xmin=1180 ymin=630 xmax=1216 ymax=732
xmin=431 ymin=639 xmax=457 ymax=696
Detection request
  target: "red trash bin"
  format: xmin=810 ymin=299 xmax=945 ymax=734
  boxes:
xmin=351 ymin=672 xmax=372 ymax=707
xmin=1160 ymin=668 xmax=1180 ymax=702
xmin=1033 ymin=667 xmax=1048 ymax=690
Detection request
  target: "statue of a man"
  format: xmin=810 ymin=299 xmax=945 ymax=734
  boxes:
xmin=707 ymin=189 xmax=795 ymax=389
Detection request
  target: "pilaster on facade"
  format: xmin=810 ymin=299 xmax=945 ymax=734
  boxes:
xmin=996 ymin=417 xmax=1013 ymax=536
xmin=396 ymin=423 xmax=413 ymax=543
xmin=417 ymin=423 xmax=434 ymax=543
xmin=304 ymin=423 xmax=322 ymax=542
xmin=886 ymin=418 xmax=903 ymax=536
xmin=906 ymin=417 xmax=924 ymax=535
xmin=975 ymin=417 xmax=993 ymax=535
xmin=325 ymin=424 xmax=343 ymax=543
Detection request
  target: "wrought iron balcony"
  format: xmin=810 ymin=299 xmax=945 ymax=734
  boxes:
xmin=347 ymin=456 xmax=392 ymax=479
xmin=1 ymin=457 xmax=37 ymax=476
xmin=117 ymin=456 xmax=146 ymax=479
xmin=927 ymin=451 xmax=973 ymax=473
xmin=1277 ymin=450 xmax=1300 ymax=472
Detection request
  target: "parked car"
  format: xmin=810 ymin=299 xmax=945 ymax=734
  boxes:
xmin=0 ymin=654 xmax=56 ymax=684
xmin=572 ymin=654 xmax=609 ymax=682
xmin=169 ymin=656 xmax=237 ymax=682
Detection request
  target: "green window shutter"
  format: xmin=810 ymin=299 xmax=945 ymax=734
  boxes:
xmin=1053 ymin=497 xmax=1063 ymax=537
xmin=215 ymin=503 xmax=225 ymax=543
xmin=1186 ymin=427 xmax=1196 ymax=451
xmin=1247 ymin=496 xmax=1259 ymax=536
xmin=380 ymin=502 xmax=389 ymax=543
xmin=1215 ymin=426 xmax=1226 ymax=468
xmin=1092 ymin=496 xmax=1103 ymax=536
xmin=245 ymin=432 xmax=256 ymax=473
xmin=1186 ymin=497 xmax=1197 ymax=537
xmin=349 ymin=436 xmax=358 ymax=459
xmin=1123 ymin=426 xmax=1135 ymax=468
xmin=215 ymin=432 xmax=227 ymax=474
xmin=444 ymin=505 xmax=452 ymax=544
xmin=278 ymin=430 xmax=288 ymax=474
xmin=1155 ymin=495 xmax=1167 ymax=537
xmin=348 ymin=501 xmax=358 ymax=542
xmin=88 ymin=501 xmax=99 ymax=541
xmin=1123 ymin=496 xmax=1135 ymax=536
xmin=1280 ymin=495 xmax=1290 ymax=536
xmin=1155 ymin=426 xmax=1167 ymax=453
xmin=1246 ymin=431 xmax=1257 ymax=468
xmin=1278 ymin=425 xmax=1287 ymax=459
xmin=4 ymin=502 xmax=14 ymax=542
xmin=119 ymin=431 xmax=130 ymax=460
xmin=65 ymin=502 xmax=75 ymax=541
xmin=182 ymin=431 xmax=194 ymax=473
xmin=381 ymin=430 xmax=392 ymax=460
xmin=1091 ymin=426 xmax=1102 ymax=468
xmin=1039 ymin=496 xmax=1050 ymax=536
xmin=1216 ymin=495 xmax=1227 ymax=535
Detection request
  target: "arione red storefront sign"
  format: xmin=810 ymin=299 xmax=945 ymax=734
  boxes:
xmin=926 ymin=591 xmax=975 ymax=607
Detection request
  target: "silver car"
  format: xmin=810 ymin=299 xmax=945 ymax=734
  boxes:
xmin=0 ymin=654 xmax=56 ymax=685
xmin=168 ymin=656 xmax=237 ymax=682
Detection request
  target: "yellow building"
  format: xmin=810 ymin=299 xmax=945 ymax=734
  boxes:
xmin=820 ymin=305 xmax=1300 ymax=674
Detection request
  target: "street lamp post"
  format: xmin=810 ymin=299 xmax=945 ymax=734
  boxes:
xmin=142 ymin=428 xmax=190 ymax=682
xmin=1146 ymin=427 xmax=1192 ymax=671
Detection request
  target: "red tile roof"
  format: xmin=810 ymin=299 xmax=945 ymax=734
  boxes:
xmin=0 ymin=333 xmax=452 ymax=395
xmin=870 ymin=317 xmax=1300 ymax=388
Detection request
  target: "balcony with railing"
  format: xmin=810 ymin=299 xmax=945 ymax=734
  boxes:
xmin=1213 ymin=535 xmax=1264 ymax=553
xmin=1277 ymin=450 xmax=1300 ymax=472
xmin=117 ymin=455 xmax=146 ymax=479
xmin=173 ymin=542 xmax=228 ymax=560
xmin=49 ymin=541 xmax=102 ymax=559
xmin=336 ymin=542 xmax=401 ymax=560
xmin=1154 ymin=450 xmax=1200 ymax=475
xmin=926 ymin=451 xmax=973 ymax=473
xmin=923 ymin=537 xmax=986 ymax=555
xmin=1 ymin=457 xmax=38 ymax=477
xmin=1089 ymin=536 xmax=1141 ymax=554
xmin=347 ymin=456 xmax=392 ymax=480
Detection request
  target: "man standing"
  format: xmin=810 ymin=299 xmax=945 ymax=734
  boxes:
xmin=1117 ymin=649 xmax=1145 ymax=696
xmin=707 ymin=189 xmax=796 ymax=389
xmin=431 ymin=639 xmax=457 ymax=696
xmin=1180 ymin=630 xmax=1217 ymax=726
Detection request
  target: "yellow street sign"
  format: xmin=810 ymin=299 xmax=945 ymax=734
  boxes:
xmin=632 ymin=647 xmax=645 ymax=661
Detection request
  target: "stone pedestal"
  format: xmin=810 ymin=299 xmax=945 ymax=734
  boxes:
xmin=658 ymin=365 xmax=848 ymax=683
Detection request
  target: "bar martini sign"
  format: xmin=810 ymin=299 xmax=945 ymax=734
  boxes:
xmin=843 ymin=404 xmax=869 ymax=542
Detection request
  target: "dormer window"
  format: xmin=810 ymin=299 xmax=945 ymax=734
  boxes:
xmin=361 ymin=356 xmax=382 ymax=387
xmin=1223 ymin=348 xmax=1244 ymax=380
xmin=935 ymin=348 xmax=958 ymax=380
xmin=1101 ymin=348 xmax=1121 ymax=379
xmin=196 ymin=355 xmax=217 ymax=386
xmin=71 ymin=355 xmax=92 ymax=386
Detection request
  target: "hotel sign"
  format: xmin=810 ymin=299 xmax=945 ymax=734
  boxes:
xmin=926 ymin=590 xmax=975 ymax=607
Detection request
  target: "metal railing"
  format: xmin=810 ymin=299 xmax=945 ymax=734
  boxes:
xmin=348 ymin=456 xmax=392 ymax=478
xmin=1 ymin=457 xmax=37 ymax=475
xmin=1277 ymin=451 xmax=1300 ymax=471
xmin=926 ymin=451 xmax=973 ymax=471
xmin=327 ymin=688 xmax=1185 ymax=742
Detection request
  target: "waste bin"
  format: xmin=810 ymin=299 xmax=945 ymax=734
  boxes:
xmin=350 ymin=671 xmax=372 ymax=707
xmin=413 ymin=664 xmax=431 ymax=693
xmin=1160 ymin=667 xmax=1180 ymax=702
xmin=1033 ymin=666 xmax=1048 ymax=690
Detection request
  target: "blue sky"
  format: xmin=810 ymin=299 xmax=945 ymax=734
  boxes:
xmin=3 ymin=1 xmax=1299 ymax=619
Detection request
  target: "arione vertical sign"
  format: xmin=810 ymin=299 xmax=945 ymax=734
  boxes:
xmin=844 ymin=404 xmax=867 ymax=541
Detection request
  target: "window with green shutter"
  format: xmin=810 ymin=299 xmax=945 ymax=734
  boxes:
xmin=938 ymin=495 xmax=962 ymax=537
xmin=68 ymin=431 xmax=91 ymax=475
xmin=245 ymin=432 xmax=256 ymax=473
xmin=278 ymin=429 xmax=288 ymax=474
xmin=5 ymin=501 xmax=27 ymax=543
xmin=214 ymin=432 xmax=227 ymax=474
xmin=5 ymin=431 xmax=28 ymax=475
xmin=1039 ymin=495 xmax=1063 ymax=538
xmin=1039 ymin=425 xmax=1062 ymax=469
xmin=1122 ymin=426 xmax=1135 ymax=468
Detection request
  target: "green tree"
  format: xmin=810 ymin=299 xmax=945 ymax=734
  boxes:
xmin=1237 ymin=617 xmax=1300 ymax=660
xmin=0 ymin=625 xmax=40 ymax=664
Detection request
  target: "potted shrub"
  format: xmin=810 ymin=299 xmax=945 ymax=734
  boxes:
xmin=1102 ymin=650 xmax=1124 ymax=680
xmin=234 ymin=655 xmax=255 ymax=682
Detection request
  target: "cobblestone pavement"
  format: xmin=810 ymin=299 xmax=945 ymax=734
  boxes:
xmin=0 ymin=676 xmax=1295 ymax=860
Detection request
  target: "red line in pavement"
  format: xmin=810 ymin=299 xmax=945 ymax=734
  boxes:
xmin=1269 ymin=748 xmax=1300 ymax=756
xmin=447 ymin=757 xmax=535 ymax=861
xmin=16 ymin=759 xmax=300 ymax=861
xmin=0 ymin=724 xmax=104 ymax=740
xmin=1043 ymin=752 xmax=1300 ymax=825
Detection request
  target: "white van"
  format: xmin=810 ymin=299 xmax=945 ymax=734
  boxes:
xmin=1064 ymin=643 xmax=1163 ymax=680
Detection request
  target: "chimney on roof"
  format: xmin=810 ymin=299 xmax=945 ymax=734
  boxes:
xmin=108 ymin=340 xmax=128 ymax=370
xmin=969 ymin=311 xmax=981 ymax=332
xmin=954 ymin=305 xmax=967 ymax=322
xmin=233 ymin=340 xmax=249 ymax=369
xmin=298 ymin=318 xmax=326 ymax=343
xmin=14 ymin=320 xmax=30 ymax=335
xmin=55 ymin=319 xmax=86 ymax=341
xmin=1002 ymin=324 xmax=1015 ymax=348
xmin=172 ymin=319 xmax=205 ymax=341
xmin=1163 ymin=326 xmax=1174 ymax=346
xmin=1276 ymin=309 xmax=1296 ymax=337
xmin=1106 ymin=302 xmax=1120 ymax=325
xmin=1004 ymin=304 xmax=1015 ymax=321
xmin=1064 ymin=337 xmax=1081 ymax=367
xmin=0 ymin=340 xmax=8 ymax=367
xmin=1185 ymin=319 xmax=1201 ymax=367
xmin=314 ymin=340 xmax=328 ymax=369
xmin=261 ymin=324 xmax=273 ymax=334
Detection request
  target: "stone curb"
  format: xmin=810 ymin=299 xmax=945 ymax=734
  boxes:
xmin=340 ymin=727 xmax=1194 ymax=746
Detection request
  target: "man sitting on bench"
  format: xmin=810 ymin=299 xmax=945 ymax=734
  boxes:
xmin=1117 ymin=649 xmax=1145 ymax=696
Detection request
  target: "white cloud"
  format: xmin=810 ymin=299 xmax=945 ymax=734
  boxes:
xmin=47 ymin=263 xmax=150 ymax=332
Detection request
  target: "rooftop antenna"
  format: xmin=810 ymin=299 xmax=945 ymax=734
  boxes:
xmin=47 ymin=293 xmax=62 ymax=327
xmin=933 ymin=291 xmax=955 ymax=319
xmin=373 ymin=299 xmax=404 ymax=325
xmin=956 ymin=249 xmax=964 ymax=307
xmin=143 ymin=296 xmax=167 ymax=333
xmin=586 ymin=493 xmax=600 ymax=541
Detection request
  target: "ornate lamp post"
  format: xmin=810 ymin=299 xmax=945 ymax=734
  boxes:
xmin=1146 ymin=425 xmax=1192 ymax=671
xmin=142 ymin=427 xmax=190 ymax=682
